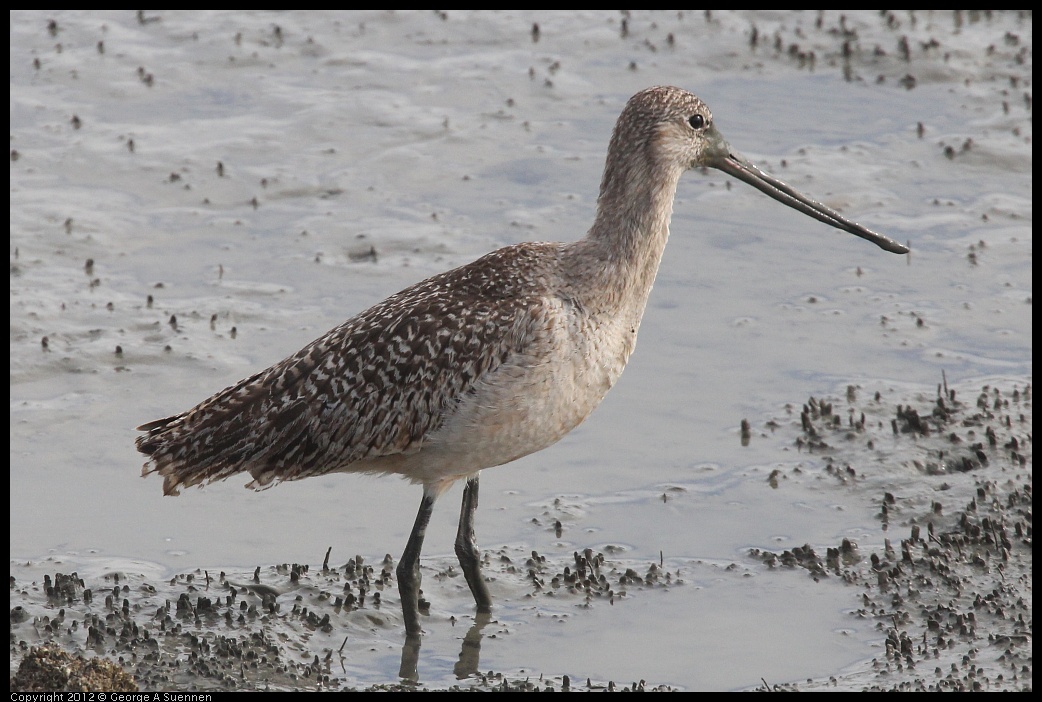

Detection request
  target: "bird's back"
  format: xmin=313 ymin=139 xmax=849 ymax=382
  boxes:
xmin=137 ymin=241 xmax=619 ymax=495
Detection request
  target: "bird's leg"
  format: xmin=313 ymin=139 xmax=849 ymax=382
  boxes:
xmin=455 ymin=474 xmax=492 ymax=613
xmin=398 ymin=487 xmax=436 ymax=636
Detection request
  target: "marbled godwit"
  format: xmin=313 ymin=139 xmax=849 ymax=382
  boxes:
xmin=137 ymin=86 xmax=908 ymax=636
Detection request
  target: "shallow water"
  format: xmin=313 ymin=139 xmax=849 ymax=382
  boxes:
xmin=10 ymin=10 xmax=1032 ymax=691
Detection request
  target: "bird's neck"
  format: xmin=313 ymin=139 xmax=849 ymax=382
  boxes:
xmin=568 ymin=162 xmax=682 ymax=320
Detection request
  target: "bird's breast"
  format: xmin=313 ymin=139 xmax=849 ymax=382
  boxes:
xmin=414 ymin=297 xmax=637 ymax=480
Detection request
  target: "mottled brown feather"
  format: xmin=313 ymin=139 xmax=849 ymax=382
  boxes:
xmin=137 ymin=243 xmax=562 ymax=495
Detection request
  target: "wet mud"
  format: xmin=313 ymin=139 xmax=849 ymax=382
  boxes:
xmin=10 ymin=9 xmax=1032 ymax=692
xmin=11 ymin=376 xmax=1031 ymax=691
xmin=750 ymin=376 xmax=1031 ymax=691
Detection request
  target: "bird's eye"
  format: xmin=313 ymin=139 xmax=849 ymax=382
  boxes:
xmin=688 ymin=114 xmax=705 ymax=130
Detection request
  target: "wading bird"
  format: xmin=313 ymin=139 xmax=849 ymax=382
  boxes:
xmin=137 ymin=86 xmax=908 ymax=636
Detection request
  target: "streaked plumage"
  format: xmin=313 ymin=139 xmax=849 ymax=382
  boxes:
xmin=137 ymin=86 xmax=908 ymax=637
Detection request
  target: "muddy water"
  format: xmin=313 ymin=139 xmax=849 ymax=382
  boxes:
xmin=10 ymin=11 xmax=1031 ymax=691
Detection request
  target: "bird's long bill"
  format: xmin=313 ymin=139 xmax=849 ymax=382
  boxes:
xmin=705 ymin=127 xmax=909 ymax=254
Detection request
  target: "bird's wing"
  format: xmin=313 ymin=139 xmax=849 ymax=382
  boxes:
xmin=137 ymin=244 xmax=556 ymax=495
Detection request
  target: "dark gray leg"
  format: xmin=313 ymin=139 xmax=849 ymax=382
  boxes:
xmin=397 ymin=488 xmax=435 ymax=637
xmin=399 ymin=634 xmax=421 ymax=682
xmin=454 ymin=474 xmax=492 ymax=612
